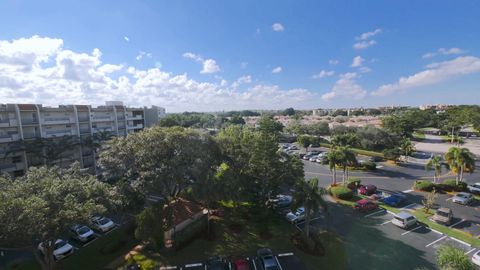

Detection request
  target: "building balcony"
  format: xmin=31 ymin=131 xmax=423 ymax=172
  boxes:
xmin=126 ymin=115 xmax=143 ymax=120
xmin=127 ymin=124 xmax=143 ymax=130
xmin=91 ymin=116 xmax=113 ymax=122
xmin=43 ymin=117 xmax=71 ymax=125
xmin=0 ymin=162 xmax=25 ymax=172
xmin=21 ymin=119 xmax=39 ymax=125
xmin=0 ymin=134 xmax=20 ymax=143
xmin=80 ymin=128 xmax=91 ymax=134
xmin=44 ymin=130 xmax=73 ymax=138
xmin=78 ymin=116 xmax=90 ymax=122
xmin=0 ymin=119 xmax=17 ymax=128
xmin=92 ymin=128 xmax=113 ymax=133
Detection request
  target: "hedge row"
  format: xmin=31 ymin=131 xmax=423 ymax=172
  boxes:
xmin=414 ymin=179 xmax=467 ymax=192
xmin=329 ymin=185 xmax=354 ymax=200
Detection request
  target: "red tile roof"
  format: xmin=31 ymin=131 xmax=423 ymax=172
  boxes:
xmin=169 ymin=198 xmax=204 ymax=226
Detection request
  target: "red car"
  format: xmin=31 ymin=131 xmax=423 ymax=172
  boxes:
xmin=354 ymin=199 xmax=378 ymax=212
xmin=358 ymin=184 xmax=377 ymax=196
xmin=233 ymin=258 xmax=250 ymax=270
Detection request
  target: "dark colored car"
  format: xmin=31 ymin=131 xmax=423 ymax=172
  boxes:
xmin=207 ymin=256 xmax=230 ymax=270
xmin=382 ymin=194 xmax=406 ymax=207
xmin=358 ymin=184 xmax=377 ymax=196
xmin=233 ymin=258 xmax=251 ymax=270
xmin=354 ymin=199 xmax=378 ymax=212
xmin=257 ymin=248 xmax=280 ymax=270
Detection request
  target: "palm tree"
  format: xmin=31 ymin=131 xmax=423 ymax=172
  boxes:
xmin=444 ymin=147 xmax=476 ymax=185
xmin=337 ymin=146 xmax=357 ymax=185
xmin=400 ymin=137 xmax=415 ymax=162
xmin=291 ymin=177 xmax=327 ymax=238
xmin=426 ymin=155 xmax=443 ymax=183
xmin=327 ymin=149 xmax=341 ymax=186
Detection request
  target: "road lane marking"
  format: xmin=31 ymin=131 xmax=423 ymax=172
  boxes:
xmin=401 ymin=225 xmax=423 ymax=235
xmin=278 ymin=252 xmax=294 ymax=257
xmin=449 ymin=219 xmax=465 ymax=228
xmin=426 ymin=236 xmax=447 ymax=247
xmin=450 ymin=237 xmax=471 ymax=247
xmin=465 ymin=248 xmax=477 ymax=255
xmin=364 ymin=209 xmax=386 ymax=218
xmin=402 ymin=189 xmax=413 ymax=193
xmin=430 ymin=228 xmax=443 ymax=235
xmin=275 ymin=256 xmax=284 ymax=270
xmin=381 ymin=220 xmax=392 ymax=225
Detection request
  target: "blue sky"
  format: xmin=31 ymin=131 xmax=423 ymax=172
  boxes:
xmin=0 ymin=0 xmax=479 ymax=112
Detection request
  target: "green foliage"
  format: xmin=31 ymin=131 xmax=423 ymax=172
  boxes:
xmin=362 ymin=161 xmax=377 ymax=171
xmin=331 ymin=133 xmax=358 ymax=147
xmin=436 ymin=245 xmax=474 ymax=270
xmin=286 ymin=121 xmax=330 ymax=136
xmin=444 ymin=147 xmax=476 ymax=183
xmin=174 ymin=214 xmax=208 ymax=249
xmin=440 ymin=179 xmax=467 ymax=192
xmin=256 ymin=115 xmax=284 ymax=135
xmin=356 ymin=125 xmax=399 ymax=151
xmin=135 ymin=203 xmax=165 ymax=250
xmin=159 ymin=113 xmax=221 ymax=128
xmin=382 ymin=148 xmax=402 ymax=161
xmin=297 ymin=135 xmax=312 ymax=150
xmin=283 ymin=107 xmax=296 ymax=116
xmin=414 ymin=180 xmax=436 ymax=192
xmin=329 ymin=186 xmax=354 ymax=200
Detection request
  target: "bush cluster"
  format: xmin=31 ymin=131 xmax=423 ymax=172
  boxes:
xmin=413 ymin=180 xmax=435 ymax=191
xmin=329 ymin=186 xmax=354 ymax=200
xmin=438 ymin=179 xmax=467 ymax=192
xmin=362 ymin=161 xmax=377 ymax=171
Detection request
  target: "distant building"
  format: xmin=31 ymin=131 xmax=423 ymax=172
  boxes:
xmin=144 ymin=105 xmax=166 ymax=127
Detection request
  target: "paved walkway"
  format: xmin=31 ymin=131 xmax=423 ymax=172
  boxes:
xmin=414 ymin=135 xmax=480 ymax=156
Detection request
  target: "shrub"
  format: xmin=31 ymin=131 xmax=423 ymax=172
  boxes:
xmin=347 ymin=178 xmax=361 ymax=190
xmin=414 ymin=180 xmax=435 ymax=192
xmin=362 ymin=161 xmax=377 ymax=171
xmin=439 ymin=179 xmax=467 ymax=192
xmin=330 ymin=186 xmax=354 ymax=200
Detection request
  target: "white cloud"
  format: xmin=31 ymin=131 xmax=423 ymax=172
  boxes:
xmin=136 ymin=51 xmax=152 ymax=61
xmin=183 ymin=52 xmax=220 ymax=74
xmin=353 ymin=40 xmax=376 ymax=50
xmin=423 ymin=47 xmax=466 ymax=59
xmin=272 ymin=23 xmax=284 ymax=32
xmin=321 ymin=73 xmax=367 ymax=101
xmin=231 ymin=75 xmax=252 ymax=88
xmin=0 ymin=36 xmax=316 ymax=112
xmin=124 ymin=36 xmax=130 ymax=42
xmin=372 ymin=56 xmax=480 ymax=96
xmin=312 ymin=70 xmax=335 ymax=79
xmin=351 ymin=56 xmax=364 ymax=67
xmin=272 ymin=66 xmax=282 ymax=73
xmin=359 ymin=66 xmax=372 ymax=73
xmin=329 ymin=59 xmax=339 ymax=65
xmin=356 ymin=29 xmax=382 ymax=41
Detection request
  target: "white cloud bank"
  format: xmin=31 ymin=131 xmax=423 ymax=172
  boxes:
xmin=321 ymin=73 xmax=366 ymax=101
xmin=422 ymin=47 xmax=466 ymax=59
xmin=312 ymin=70 xmax=335 ymax=79
xmin=0 ymin=36 xmax=316 ymax=112
xmin=183 ymin=52 xmax=220 ymax=74
xmin=372 ymin=56 xmax=480 ymax=96
xmin=353 ymin=28 xmax=381 ymax=50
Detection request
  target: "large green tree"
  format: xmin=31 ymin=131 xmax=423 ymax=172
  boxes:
xmin=399 ymin=137 xmax=415 ymax=161
xmin=0 ymin=165 xmax=115 ymax=270
xmin=426 ymin=155 xmax=443 ymax=183
xmin=444 ymin=147 xmax=476 ymax=185
xmin=336 ymin=146 xmax=357 ymax=184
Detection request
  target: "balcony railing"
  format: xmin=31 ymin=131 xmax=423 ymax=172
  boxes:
xmin=92 ymin=116 xmax=112 ymax=122
xmin=78 ymin=117 xmax=90 ymax=122
xmin=80 ymin=128 xmax=91 ymax=134
xmin=23 ymin=133 xmax=39 ymax=139
xmin=21 ymin=119 xmax=39 ymax=125
xmin=45 ymin=129 xmax=72 ymax=135
xmin=43 ymin=117 xmax=70 ymax=124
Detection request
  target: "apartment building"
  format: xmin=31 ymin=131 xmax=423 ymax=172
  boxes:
xmin=0 ymin=102 xmax=157 ymax=177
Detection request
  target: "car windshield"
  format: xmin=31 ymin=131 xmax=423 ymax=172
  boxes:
xmin=99 ymin=218 xmax=111 ymax=225
xmin=78 ymin=226 xmax=90 ymax=234
xmin=394 ymin=217 xmax=405 ymax=222
xmin=54 ymin=240 xmax=67 ymax=249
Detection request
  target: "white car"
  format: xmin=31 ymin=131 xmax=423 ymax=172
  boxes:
xmin=392 ymin=211 xmax=417 ymax=229
xmin=472 ymin=250 xmax=480 ymax=266
xmin=70 ymin=224 xmax=95 ymax=242
xmin=38 ymin=239 xmax=74 ymax=261
xmin=452 ymin=192 xmax=474 ymax=205
xmin=468 ymin=183 xmax=480 ymax=194
xmin=308 ymin=155 xmax=319 ymax=162
xmin=91 ymin=216 xmax=116 ymax=232
xmin=286 ymin=207 xmax=305 ymax=223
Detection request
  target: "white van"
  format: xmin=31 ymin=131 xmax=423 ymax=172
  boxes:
xmin=392 ymin=211 xmax=417 ymax=229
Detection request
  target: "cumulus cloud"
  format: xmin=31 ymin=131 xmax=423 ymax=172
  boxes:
xmin=359 ymin=66 xmax=372 ymax=73
xmin=321 ymin=73 xmax=367 ymax=101
xmin=422 ymin=47 xmax=466 ymax=59
xmin=272 ymin=23 xmax=284 ymax=32
xmin=353 ymin=40 xmax=376 ymax=49
xmin=351 ymin=56 xmax=364 ymax=67
xmin=0 ymin=36 xmax=316 ymax=112
xmin=183 ymin=52 xmax=220 ymax=74
xmin=329 ymin=59 xmax=339 ymax=65
xmin=272 ymin=66 xmax=282 ymax=73
xmin=312 ymin=70 xmax=335 ymax=79
xmin=353 ymin=29 xmax=381 ymax=50
xmin=372 ymin=56 xmax=480 ymax=96
xmin=356 ymin=29 xmax=382 ymax=41
xmin=136 ymin=51 xmax=152 ymax=61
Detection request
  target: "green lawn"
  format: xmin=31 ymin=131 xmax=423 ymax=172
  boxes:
xmin=319 ymin=143 xmax=384 ymax=158
xmin=134 ymin=210 xmax=347 ymax=270
xmin=413 ymin=132 xmax=426 ymax=140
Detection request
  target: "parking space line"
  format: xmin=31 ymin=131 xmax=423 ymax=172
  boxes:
xmin=381 ymin=220 xmax=392 ymax=225
xmin=274 ymin=256 xmax=283 ymax=270
xmin=400 ymin=203 xmax=417 ymax=210
xmin=402 ymin=189 xmax=413 ymax=193
xmin=449 ymin=219 xmax=465 ymax=228
xmin=465 ymin=248 xmax=477 ymax=255
xmin=401 ymin=225 xmax=423 ymax=235
xmin=277 ymin=252 xmax=294 ymax=257
xmin=446 ymin=197 xmax=453 ymax=201
xmin=450 ymin=237 xmax=471 ymax=247
xmin=426 ymin=236 xmax=447 ymax=247
xmin=430 ymin=228 xmax=443 ymax=235
xmin=364 ymin=209 xmax=385 ymax=218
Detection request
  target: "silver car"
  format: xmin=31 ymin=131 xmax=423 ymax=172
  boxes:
xmin=468 ymin=183 xmax=480 ymax=194
xmin=452 ymin=192 xmax=474 ymax=205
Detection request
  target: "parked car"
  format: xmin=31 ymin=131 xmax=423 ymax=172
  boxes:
xmin=207 ymin=256 xmax=230 ymax=270
xmin=308 ymin=155 xmax=319 ymax=162
xmin=432 ymin=207 xmax=453 ymax=225
xmin=392 ymin=211 xmax=417 ymax=229
xmin=354 ymin=199 xmax=378 ymax=212
xmin=69 ymin=224 xmax=95 ymax=242
xmin=90 ymin=216 xmax=115 ymax=232
xmin=452 ymin=192 xmax=474 ymax=205
xmin=124 ymin=264 xmax=141 ymax=270
xmin=468 ymin=183 xmax=480 ymax=194
xmin=358 ymin=184 xmax=377 ymax=196
xmin=306 ymin=150 xmax=321 ymax=155
xmin=233 ymin=258 xmax=251 ymax=270
xmin=38 ymin=239 xmax=74 ymax=261
xmin=287 ymin=145 xmax=298 ymax=150
xmin=257 ymin=248 xmax=280 ymax=270
xmin=302 ymin=154 xmax=315 ymax=160
xmin=268 ymin=195 xmax=293 ymax=209
xmin=285 ymin=207 xmax=305 ymax=223
xmin=381 ymin=194 xmax=406 ymax=207
xmin=472 ymin=250 xmax=480 ymax=266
